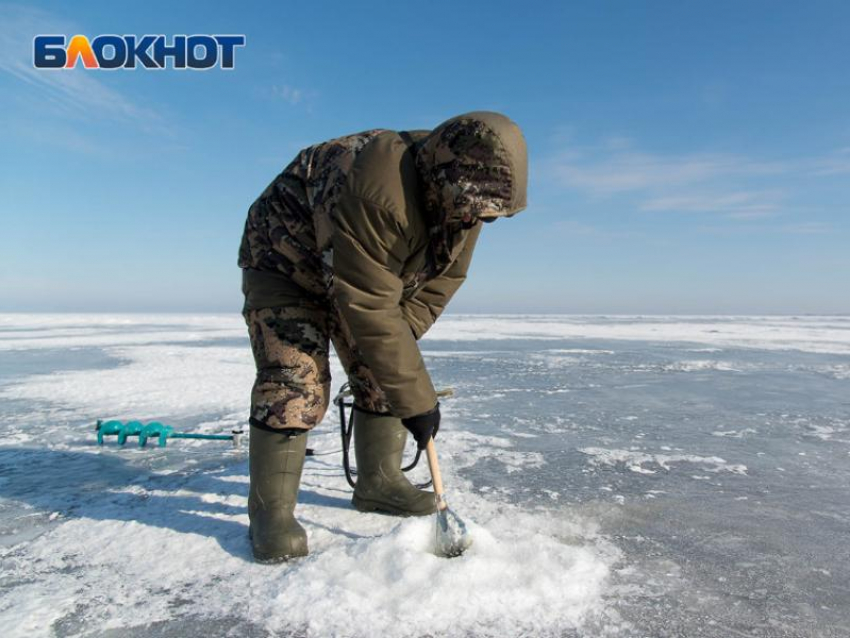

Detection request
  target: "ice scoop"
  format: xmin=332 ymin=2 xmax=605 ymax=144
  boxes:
xmin=424 ymin=438 xmax=472 ymax=557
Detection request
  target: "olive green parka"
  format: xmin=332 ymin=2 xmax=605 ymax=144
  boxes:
xmin=240 ymin=111 xmax=528 ymax=418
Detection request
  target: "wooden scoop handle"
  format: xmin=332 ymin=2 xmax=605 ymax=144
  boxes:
xmin=425 ymin=438 xmax=448 ymax=511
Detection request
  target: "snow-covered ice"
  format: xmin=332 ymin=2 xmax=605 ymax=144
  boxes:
xmin=1 ymin=314 xmax=849 ymax=637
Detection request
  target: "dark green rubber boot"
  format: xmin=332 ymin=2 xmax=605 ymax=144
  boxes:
xmin=248 ymin=425 xmax=309 ymax=563
xmin=351 ymin=410 xmax=437 ymax=516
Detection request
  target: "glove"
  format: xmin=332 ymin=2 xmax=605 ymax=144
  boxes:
xmin=401 ymin=403 xmax=441 ymax=450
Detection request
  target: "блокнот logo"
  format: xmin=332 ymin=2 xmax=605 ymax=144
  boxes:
xmin=33 ymin=35 xmax=246 ymax=70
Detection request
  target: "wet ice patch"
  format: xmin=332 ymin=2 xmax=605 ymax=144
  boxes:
xmin=545 ymin=348 xmax=615 ymax=355
xmin=806 ymin=424 xmax=845 ymax=441
xmin=819 ymin=364 xmax=850 ymax=380
xmin=623 ymin=359 xmax=750 ymax=374
xmin=712 ymin=428 xmax=759 ymax=438
xmin=661 ymin=360 xmax=742 ymax=372
xmin=530 ymin=352 xmax=582 ymax=367
xmin=799 ymin=418 xmax=850 ymax=443
xmin=445 ymin=430 xmax=547 ymax=475
xmin=579 ymin=447 xmax=748 ymax=476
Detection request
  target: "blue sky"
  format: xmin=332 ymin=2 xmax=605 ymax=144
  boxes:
xmin=1 ymin=1 xmax=848 ymax=314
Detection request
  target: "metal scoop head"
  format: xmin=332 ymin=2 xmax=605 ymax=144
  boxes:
xmin=425 ymin=438 xmax=472 ymax=558
xmin=434 ymin=497 xmax=473 ymax=558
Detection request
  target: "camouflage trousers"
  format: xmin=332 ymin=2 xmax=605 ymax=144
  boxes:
xmin=243 ymin=298 xmax=392 ymax=431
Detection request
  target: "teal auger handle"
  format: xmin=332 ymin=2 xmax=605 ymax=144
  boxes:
xmin=170 ymin=433 xmax=234 ymax=441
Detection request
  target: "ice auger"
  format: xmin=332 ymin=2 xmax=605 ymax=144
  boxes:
xmin=95 ymin=419 xmax=244 ymax=449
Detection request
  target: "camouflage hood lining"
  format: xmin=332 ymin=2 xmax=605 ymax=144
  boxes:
xmin=413 ymin=111 xmax=529 ymax=228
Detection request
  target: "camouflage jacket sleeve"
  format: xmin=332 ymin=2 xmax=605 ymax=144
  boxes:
xmin=401 ymin=222 xmax=482 ymax=340
xmin=331 ymin=195 xmax=438 ymax=419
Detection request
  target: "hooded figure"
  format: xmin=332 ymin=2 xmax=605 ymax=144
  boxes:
xmin=238 ymin=111 xmax=528 ymax=562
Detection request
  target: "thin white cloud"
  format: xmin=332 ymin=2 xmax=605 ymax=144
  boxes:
xmin=0 ymin=4 xmax=162 ymax=126
xmin=640 ymin=191 xmax=782 ymax=219
xmin=264 ymin=83 xmax=318 ymax=112
xmin=270 ymin=84 xmax=304 ymax=105
xmin=553 ymin=219 xmax=600 ymax=236
xmin=549 ymin=149 xmax=786 ymax=196
xmin=544 ymin=135 xmax=848 ymax=222
xmin=779 ymin=222 xmax=832 ymax=235
xmin=697 ymin=221 xmax=834 ymax=236
xmin=809 ymin=148 xmax=850 ymax=176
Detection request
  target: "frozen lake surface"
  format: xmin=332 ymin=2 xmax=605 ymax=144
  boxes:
xmin=1 ymin=314 xmax=848 ymax=637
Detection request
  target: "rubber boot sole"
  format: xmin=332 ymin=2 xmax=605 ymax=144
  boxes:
xmin=352 ymin=493 xmax=436 ymax=517
xmin=252 ymin=549 xmax=306 ymax=564
xmin=248 ymin=525 xmax=308 ymax=563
